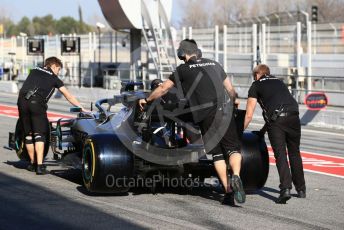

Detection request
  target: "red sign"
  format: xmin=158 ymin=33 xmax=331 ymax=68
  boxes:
xmin=304 ymin=92 xmax=328 ymax=110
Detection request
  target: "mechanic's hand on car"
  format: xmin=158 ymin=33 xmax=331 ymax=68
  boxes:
xmin=78 ymin=106 xmax=91 ymax=113
xmin=138 ymin=98 xmax=147 ymax=111
xmin=82 ymin=108 xmax=91 ymax=113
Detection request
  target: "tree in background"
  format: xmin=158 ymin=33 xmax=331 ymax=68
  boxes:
xmin=178 ymin=0 xmax=344 ymax=28
xmin=178 ymin=0 xmax=212 ymax=28
xmin=16 ymin=17 xmax=34 ymax=36
xmin=212 ymin=0 xmax=249 ymax=26
xmin=0 ymin=8 xmax=93 ymax=38
xmin=0 ymin=14 xmax=94 ymax=37
xmin=0 ymin=8 xmax=16 ymax=37
xmin=56 ymin=16 xmax=80 ymax=34
xmin=32 ymin=15 xmax=56 ymax=35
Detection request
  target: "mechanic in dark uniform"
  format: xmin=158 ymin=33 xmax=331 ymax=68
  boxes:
xmin=17 ymin=57 xmax=85 ymax=175
xmin=150 ymin=78 xmax=179 ymax=110
xmin=139 ymin=39 xmax=245 ymax=205
xmin=244 ymin=64 xmax=306 ymax=203
xmin=150 ymin=78 xmax=200 ymax=144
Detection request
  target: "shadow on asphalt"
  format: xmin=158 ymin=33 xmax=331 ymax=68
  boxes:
xmin=0 ymin=172 xmax=144 ymax=229
xmin=5 ymin=160 xmax=230 ymax=205
xmin=5 ymin=160 xmax=60 ymax=169
xmin=76 ymin=186 xmax=130 ymax=197
xmin=5 ymin=160 xmax=276 ymax=205
xmin=4 ymin=160 xmax=28 ymax=170
xmin=253 ymin=186 xmax=279 ymax=203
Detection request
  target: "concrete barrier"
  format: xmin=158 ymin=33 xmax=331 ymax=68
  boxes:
xmin=0 ymin=83 xmax=343 ymax=130
xmin=65 ymin=88 xmax=344 ymax=130
xmin=64 ymin=86 xmax=120 ymax=103
xmin=0 ymin=81 xmax=18 ymax=93
xmin=238 ymin=99 xmax=344 ymax=130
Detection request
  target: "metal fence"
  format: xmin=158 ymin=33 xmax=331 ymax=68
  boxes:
xmin=176 ymin=22 xmax=344 ymax=54
xmin=1 ymin=22 xmax=344 ymax=106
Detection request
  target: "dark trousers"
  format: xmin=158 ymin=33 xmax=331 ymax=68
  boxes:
xmin=267 ymin=114 xmax=306 ymax=191
xmin=17 ymin=96 xmax=48 ymax=136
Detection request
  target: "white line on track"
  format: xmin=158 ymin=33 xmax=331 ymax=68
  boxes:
xmin=250 ymin=122 xmax=344 ymax=137
xmin=298 ymin=150 xmax=344 ymax=159
xmin=269 ymin=163 xmax=344 ymax=179
xmin=0 ymin=114 xmax=18 ymax=119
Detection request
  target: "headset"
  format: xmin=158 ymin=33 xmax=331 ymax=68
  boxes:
xmin=177 ymin=48 xmax=202 ymax=61
xmin=177 ymin=48 xmax=186 ymax=61
xmin=150 ymin=79 xmax=163 ymax=90
xmin=177 ymin=39 xmax=202 ymax=61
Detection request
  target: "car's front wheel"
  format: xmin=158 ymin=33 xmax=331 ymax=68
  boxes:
xmin=14 ymin=119 xmax=50 ymax=161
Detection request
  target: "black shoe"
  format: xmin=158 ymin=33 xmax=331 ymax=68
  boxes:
xmin=221 ymin=192 xmax=235 ymax=206
xmin=275 ymin=188 xmax=291 ymax=204
xmin=231 ymin=175 xmax=246 ymax=203
xmin=297 ymin=190 xmax=306 ymax=198
xmin=27 ymin=163 xmax=36 ymax=172
xmin=36 ymin=165 xmax=49 ymax=175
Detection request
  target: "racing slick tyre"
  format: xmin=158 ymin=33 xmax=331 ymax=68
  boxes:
xmin=82 ymin=134 xmax=134 ymax=193
xmin=14 ymin=119 xmax=50 ymax=161
xmin=240 ymin=132 xmax=269 ymax=192
xmin=234 ymin=109 xmax=269 ymax=192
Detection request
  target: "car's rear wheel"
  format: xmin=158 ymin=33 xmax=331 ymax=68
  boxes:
xmin=82 ymin=134 xmax=134 ymax=193
xmin=14 ymin=119 xmax=50 ymax=161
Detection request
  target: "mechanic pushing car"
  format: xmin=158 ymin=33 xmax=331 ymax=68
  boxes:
xmin=17 ymin=56 xmax=85 ymax=175
xmin=139 ymin=39 xmax=245 ymax=205
xmin=244 ymin=64 xmax=306 ymax=203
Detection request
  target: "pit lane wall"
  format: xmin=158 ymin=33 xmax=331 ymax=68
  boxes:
xmin=1 ymin=84 xmax=343 ymax=130
xmin=240 ymin=100 xmax=344 ymax=130
xmin=52 ymin=87 xmax=344 ymax=130
xmin=0 ymin=81 xmax=18 ymax=93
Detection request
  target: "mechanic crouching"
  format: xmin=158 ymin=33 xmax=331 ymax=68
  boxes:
xmin=17 ymin=57 xmax=85 ymax=175
xmin=139 ymin=39 xmax=245 ymax=205
xmin=244 ymin=64 xmax=306 ymax=203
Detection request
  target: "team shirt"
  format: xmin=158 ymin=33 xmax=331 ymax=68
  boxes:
xmin=248 ymin=75 xmax=299 ymax=116
xmin=169 ymin=57 xmax=227 ymax=122
xmin=20 ymin=67 xmax=64 ymax=102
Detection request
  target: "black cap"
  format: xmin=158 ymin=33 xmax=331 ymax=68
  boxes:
xmin=179 ymin=39 xmax=198 ymax=55
xmin=150 ymin=79 xmax=163 ymax=90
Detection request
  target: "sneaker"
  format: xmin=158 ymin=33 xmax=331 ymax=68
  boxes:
xmin=221 ymin=192 xmax=235 ymax=206
xmin=231 ymin=175 xmax=246 ymax=203
xmin=36 ymin=164 xmax=49 ymax=175
xmin=27 ymin=163 xmax=36 ymax=172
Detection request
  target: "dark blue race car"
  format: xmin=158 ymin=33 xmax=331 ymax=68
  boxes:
xmin=8 ymin=82 xmax=269 ymax=194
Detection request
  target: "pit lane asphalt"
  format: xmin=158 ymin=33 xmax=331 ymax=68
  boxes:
xmin=0 ymin=93 xmax=344 ymax=229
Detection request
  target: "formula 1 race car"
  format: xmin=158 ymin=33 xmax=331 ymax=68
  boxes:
xmin=7 ymin=82 xmax=269 ymax=194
